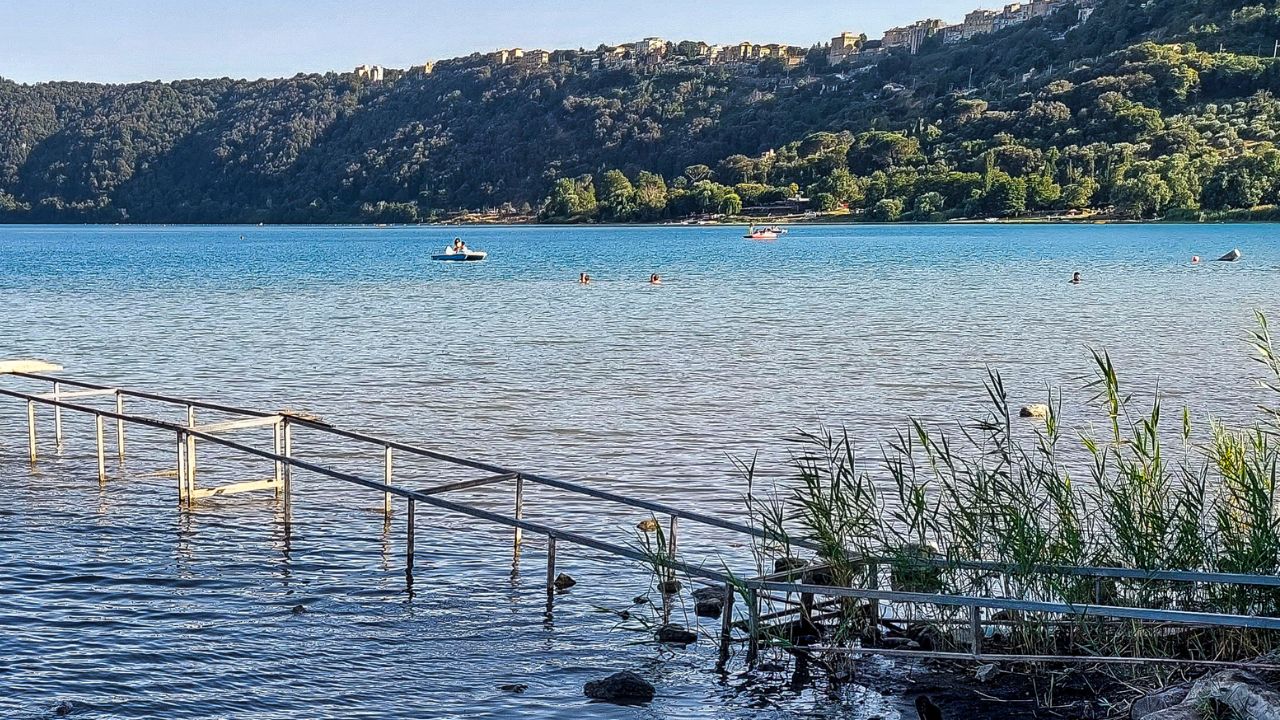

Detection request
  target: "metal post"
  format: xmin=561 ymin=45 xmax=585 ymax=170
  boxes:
xmin=114 ymin=391 xmax=125 ymax=459
xmin=513 ymin=474 xmax=524 ymax=549
xmin=406 ymin=497 xmax=416 ymax=574
xmin=273 ymin=420 xmax=283 ymax=495
xmin=667 ymin=515 xmax=678 ymax=586
xmin=718 ymin=583 xmax=737 ymax=669
xmin=970 ymin=605 xmax=983 ymax=656
xmin=53 ymin=382 xmax=63 ymax=452
xmin=184 ymin=406 xmax=196 ymax=497
xmin=281 ymin=419 xmax=293 ymax=527
xmin=868 ymin=562 xmax=881 ymax=640
xmin=95 ymin=414 xmax=106 ymax=483
xmin=747 ymin=587 xmax=760 ymax=666
xmin=176 ymin=431 xmax=187 ymax=505
xmin=26 ymin=400 xmax=36 ymax=464
xmin=546 ymin=535 xmax=557 ymax=594
xmin=383 ymin=445 xmax=393 ymax=517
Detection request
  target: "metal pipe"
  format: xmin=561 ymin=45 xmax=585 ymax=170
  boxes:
xmin=667 ymin=515 xmax=678 ymax=586
xmin=176 ymin=431 xmax=187 ymax=506
xmin=747 ymin=588 xmax=760 ymax=666
xmin=95 ymin=414 xmax=106 ymax=483
xmin=115 ymin=391 xmax=125 ymax=459
xmin=546 ymin=535 xmax=557 ymax=594
xmin=406 ymin=497 xmax=415 ymax=574
xmin=26 ymin=400 xmax=36 ymax=463
xmin=383 ymin=445 xmax=393 ymax=517
xmin=718 ymin=583 xmax=736 ymax=669
xmin=513 ymin=474 xmax=524 ymax=549
xmin=185 ymin=406 xmax=196 ymax=498
xmin=281 ymin=419 xmax=293 ymax=526
xmin=53 ymin=381 xmax=63 ymax=452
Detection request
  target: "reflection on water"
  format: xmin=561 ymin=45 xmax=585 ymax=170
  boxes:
xmin=0 ymin=224 xmax=1276 ymax=718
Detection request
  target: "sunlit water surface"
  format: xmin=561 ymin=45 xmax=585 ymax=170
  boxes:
xmin=1 ymin=224 xmax=1277 ymax=719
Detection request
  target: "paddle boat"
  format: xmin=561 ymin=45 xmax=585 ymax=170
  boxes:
xmin=432 ymin=241 xmax=488 ymax=261
xmin=744 ymin=225 xmax=787 ymax=240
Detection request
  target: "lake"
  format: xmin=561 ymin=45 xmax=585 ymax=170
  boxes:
xmin=1 ymin=223 xmax=1277 ymax=719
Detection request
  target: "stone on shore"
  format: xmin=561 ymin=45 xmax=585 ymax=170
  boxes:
xmin=1019 ymin=404 xmax=1050 ymax=419
xmin=655 ymin=624 xmax=698 ymax=644
xmin=1132 ymin=670 xmax=1280 ymax=720
xmin=584 ymin=671 xmax=656 ymax=703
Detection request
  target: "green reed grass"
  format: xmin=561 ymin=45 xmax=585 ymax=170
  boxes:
xmin=741 ymin=311 xmax=1280 ymax=667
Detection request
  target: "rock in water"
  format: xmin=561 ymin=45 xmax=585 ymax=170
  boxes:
xmin=1019 ymin=404 xmax=1050 ymax=419
xmin=584 ymin=671 xmax=656 ymax=703
xmin=658 ymin=579 xmax=682 ymax=594
xmin=655 ymin=624 xmax=697 ymax=644
xmin=915 ymin=695 xmax=944 ymax=720
xmin=636 ymin=518 xmax=660 ymax=532
xmin=498 ymin=683 xmax=528 ymax=693
xmin=692 ymin=586 xmax=726 ymax=619
xmin=553 ymin=573 xmax=576 ymax=590
xmin=1217 ymin=248 xmax=1242 ymax=262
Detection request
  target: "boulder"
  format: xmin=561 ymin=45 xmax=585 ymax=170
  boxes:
xmin=773 ymin=557 xmax=808 ymax=574
xmin=1019 ymin=404 xmax=1050 ymax=419
xmin=655 ymin=624 xmax=698 ymax=644
xmin=584 ymin=671 xmax=655 ymax=703
xmin=1133 ymin=670 xmax=1280 ymax=720
xmin=636 ymin=518 xmax=660 ymax=532
xmin=1218 ymin=248 xmax=1242 ymax=262
xmin=553 ymin=573 xmax=576 ymax=590
xmin=658 ymin=579 xmax=682 ymax=595
xmin=499 ymin=683 xmax=528 ymax=693
xmin=975 ymin=663 xmax=999 ymax=683
xmin=1186 ymin=669 xmax=1280 ymax=720
xmin=692 ymin=585 xmax=727 ymax=619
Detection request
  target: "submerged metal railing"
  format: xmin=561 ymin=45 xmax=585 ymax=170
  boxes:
xmin=6 ymin=361 xmax=1280 ymax=671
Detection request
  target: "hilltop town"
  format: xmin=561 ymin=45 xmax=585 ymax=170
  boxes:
xmin=353 ymin=0 xmax=1097 ymax=82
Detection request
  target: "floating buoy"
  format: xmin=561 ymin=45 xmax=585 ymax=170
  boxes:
xmin=1217 ymin=248 xmax=1242 ymax=262
xmin=1192 ymin=255 xmax=1201 ymax=264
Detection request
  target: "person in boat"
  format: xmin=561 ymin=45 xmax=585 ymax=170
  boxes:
xmin=1070 ymin=271 xmax=1082 ymax=285
xmin=452 ymin=238 xmax=466 ymax=253
xmin=579 ymin=272 xmax=591 ymax=285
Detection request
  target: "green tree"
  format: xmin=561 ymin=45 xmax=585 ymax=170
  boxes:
xmin=634 ymin=171 xmax=669 ymax=221
xmin=867 ymin=197 xmax=904 ymax=222
xmin=598 ymin=170 xmax=637 ymax=222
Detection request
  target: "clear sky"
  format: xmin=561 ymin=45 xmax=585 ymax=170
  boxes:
xmin=1 ymin=1 xmax=979 ymax=84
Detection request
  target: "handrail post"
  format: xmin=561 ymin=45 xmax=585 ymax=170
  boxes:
xmin=273 ymin=419 xmax=284 ymax=496
xmin=95 ymin=414 xmax=106 ymax=483
xmin=513 ymin=474 xmax=524 ymax=551
xmin=176 ymin=430 xmax=188 ymax=506
xmin=53 ymin=381 xmax=63 ymax=452
xmin=383 ymin=445 xmax=393 ymax=517
xmin=184 ymin=405 xmax=196 ymax=498
xmin=718 ymin=583 xmax=736 ymax=670
xmin=667 ymin=515 xmax=678 ymax=587
xmin=26 ymin=400 xmax=37 ymax=464
xmin=281 ymin=418 xmax=293 ymax=527
xmin=868 ymin=562 xmax=881 ymax=640
xmin=546 ymin=534 xmax=557 ymax=594
xmin=970 ymin=605 xmax=983 ymax=657
xmin=406 ymin=497 xmax=416 ymax=577
xmin=114 ymin=390 xmax=125 ymax=459
xmin=746 ymin=586 xmax=760 ymax=666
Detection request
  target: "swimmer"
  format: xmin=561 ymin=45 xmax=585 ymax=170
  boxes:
xmin=1070 ymin=271 xmax=1082 ymax=285
xmin=1192 ymin=255 xmax=1201 ymax=264
xmin=579 ymin=272 xmax=591 ymax=285
xmin=649 ymin=273 xmax=662 ymax=285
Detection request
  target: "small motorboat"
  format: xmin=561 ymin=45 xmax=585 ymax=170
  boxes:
xmin=744 ymin=225 xmax=787 ymax=240
xmin=432 ymin=245 xmax=487 ymax=261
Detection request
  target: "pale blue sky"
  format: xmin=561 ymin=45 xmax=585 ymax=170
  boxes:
xmin=2 ymin=1 xmax=977 ymax=84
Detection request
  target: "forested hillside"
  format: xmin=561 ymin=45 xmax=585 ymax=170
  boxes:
xmin=3 ymin=0 xmax=1280 ymax=223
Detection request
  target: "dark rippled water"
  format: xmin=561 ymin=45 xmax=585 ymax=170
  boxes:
xmin=1 ymin=224 xmax=1278 ymax=719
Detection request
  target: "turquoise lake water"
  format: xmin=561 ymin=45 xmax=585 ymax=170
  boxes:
xmin=0 ymin=223 xmax=1277 ymax=719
